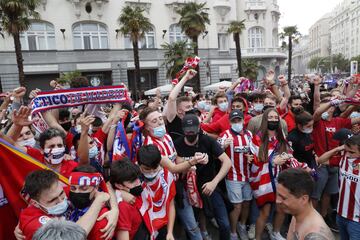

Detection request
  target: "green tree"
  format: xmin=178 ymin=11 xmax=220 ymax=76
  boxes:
xmin=332 ymin=53 xmax=350 ymax=73
xmin=56 ymin=71 xmax=82 ymax=85
xmin=242 ymin=59 xmax=258 ymax=81
xmin=118 ymin=6 xmax=153 ymax=100
xmin=176 ymin=2 xmax=210 ymax=91
xmin=280 ymin=26 xmax=301 ymax=83
xmin=228 ymin=20 xmax=246 ymax=77
xmin=0 ymin=0 xmax=41 ymax=87
xmin=161 ymin=40 xmax=194 ymax=79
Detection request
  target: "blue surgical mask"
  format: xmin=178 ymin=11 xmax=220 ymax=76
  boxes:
xmin=231 ymin=123 xmax=243 ymax=133
xmin=321 ymin=112 xmax=329 ymax=120
xmin=218 ymin=102 xmax=228 ymax=112
xmin=153 ymin=125 xmax=166 ymax=138
xmin=197 ymin=101 xmax=206 ymax=110
xmin=350 ymin=111 xmax=360 ymax=119
xmin=204 ymin=104 xmax=211 ymax=112
xmin=43 ymin=198 xmax=68 ymax=215
xmin=89 ymin=145 xmax=98 ymax=159
xmin=254 ymin=103 xmax=264 ymax=112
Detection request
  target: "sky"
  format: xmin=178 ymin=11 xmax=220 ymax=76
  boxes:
xmin=277 ymin=0 xmax=341 ymax=35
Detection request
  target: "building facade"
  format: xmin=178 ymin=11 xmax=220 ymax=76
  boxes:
xmin=308 ymin=13 xmax=331 ymax=60
xmin=0 ymin=0 xmax=286 ymax=94
xmin=292 ymin=35 xmax=310 ymax=75
xmin=330 ymin=0 xmax=360 ymax=59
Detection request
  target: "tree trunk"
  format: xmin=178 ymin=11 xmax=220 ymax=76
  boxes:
xmin=234 ymin=33 xmax=242 ymax=77
xmin=13 ymin=33 xmax=26 ymax=87
xmin=287 ymin=36 xmax=292 ymax=84
xmin=132 ymin=40 xmax=140 ymax=101
xmin=192 ymin=36 xmax=200 ymax=92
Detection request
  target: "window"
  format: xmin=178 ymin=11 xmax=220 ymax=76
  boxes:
xmin=73 ymin=22 xmax=108 ymax=50
xmin=169 ymin=24 xmax=187 ymax=43
xmin=124 ymin=28 xmax=156 ymax=49
xmin=272 ymin=28 xmax=278 ymax=47
xmin=20 ymin=22 xmax=55 ymax=50
xmin=248 ymin=27 xmax=264 ymax=48
xmin=218 ymin=33 xmax=229 ymax=51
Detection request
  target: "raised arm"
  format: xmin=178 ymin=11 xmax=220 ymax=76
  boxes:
xmin=163 ymin=69 xmax=197 ymax=123
xmin=77 ymin=115 xmax=95 ymax=166
xmin=312 ymin=76 xmax=321 ymax=111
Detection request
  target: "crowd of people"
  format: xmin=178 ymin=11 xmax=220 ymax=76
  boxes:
xmin=0 ymin=68 xmax=359 ymax=240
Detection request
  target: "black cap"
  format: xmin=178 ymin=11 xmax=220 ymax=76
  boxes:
xmin=229 ymin=109 xmax=244 ymax=121
xmin=182 ymin=114 xmax=200 ymax=134
xmin=333 ymin=128 xmax=353 ymax=143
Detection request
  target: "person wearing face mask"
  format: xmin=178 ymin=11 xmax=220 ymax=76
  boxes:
xmin=16 ymin=126 xmax=37 ymax=148
xmin=68 ymin=166 xmax=114 ymax=240
xmin=201 ymin=97 xmax=252 ymax=138
xmin=174 ymin=114 xmax=232 ymax=240
xmin=316 ymin=134 xmax=360 ymax=240
xmin=218 ymin=110 xmax=253 ymax=240
xmin=140 ymin=107 xmax=206 ymax=240
xmin=205 ymin=92 xmax=229 ymax=124
xmin=249 ymin=108 xmax=310 ymax=240
xmin=249 ymin=92 xmax=266 ymax=117
xmin=110 ymin=158 xmax=150 ymax=240
xmin=163 ymin=69 xmax=197 ymax=142
xmin=19 ymin=170 xmax=109 ymax=240
xmin=281 ymin=95 xmax=303 ymax=133
xmin=247 ymin=94 xmax=288 ymax=136
xmin=312 ymin=98 xmax=360 ymax=231
xmin=287 ymin=110 xmax=317 ymax=169
xmin=137 ymin=145 xmax=177 ymax=240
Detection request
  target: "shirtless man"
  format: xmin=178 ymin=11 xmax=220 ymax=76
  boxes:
xmin=276 ymin=168 xmax=335 ymax=240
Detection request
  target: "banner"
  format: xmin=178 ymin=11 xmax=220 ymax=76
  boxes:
xmin=0 ymin=139 xmax=68 ymax=217
xmin=30 ymin=85 xmax=130 ymax=115
xmin=172 ymin=56 xmax=200 ymax=85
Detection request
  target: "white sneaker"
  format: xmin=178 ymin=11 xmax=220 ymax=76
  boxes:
xmin=265 ymin=223 xmax=273 ymax=235
xmin=231 ymin=233 xmax=239 ymax=240
xmin=248 ymin=224 xmax=255 ymax=239
xmin=201 ymin=231 xmax=212 ymax=240
xmin=210 ymin=218 xmax=219 ymax=228
xmin=270 ymin=231 xmax=286 ymax=240
xmin=237 ymin=224 xmax=249 ymax=240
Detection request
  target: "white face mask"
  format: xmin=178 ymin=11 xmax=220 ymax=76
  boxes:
xmin=18 ymin=138 xmax=36 ymax=148
xmin=321 ymin=112 xmax=329 ymax=120
xmin=301 ymin=127 xmax=313 ymax=134
xmin=218 ymin=102 xmax=228 ymax=112
xmin=44 ymin=147 xmax=65 ymax=165
xmin=89 ymin=145 xmax=98 ymax=159
xmin=253 ymin=103 xmax=264 ymax=112
xmin=231 ymin=122 xmax=244 ymax=133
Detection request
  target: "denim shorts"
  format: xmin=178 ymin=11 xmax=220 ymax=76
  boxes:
xmin=311 ymin=166 xmax=339 ymax=200
xmin=225 ymin=179 xmax=252 ymax=203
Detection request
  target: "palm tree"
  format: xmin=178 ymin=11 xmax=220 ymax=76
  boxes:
xmin=118 ymin=6 xmax=153 ymax=100
xmin=161 ymin=40 xmax=194 ymax=79
xmin=176 ymin=2 xmax=210 ymax=91
xmin=228 ymin=20 xmax=246 ymax=77
xmin=0 ymin=0 xmax=41 ymax=87
xmin=280 ymin=26 xmax=301 ymax=84
xmin=242 ymin=59 xmax=258 ymax=82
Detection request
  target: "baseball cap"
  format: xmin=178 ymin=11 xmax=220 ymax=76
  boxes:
xmin=229 ymin=109 xmax=244 ymax=121
xmin=182 ymin=114 xmax=200 ymax=134
xmin=333 ymin=128 xmax=353 ymax=143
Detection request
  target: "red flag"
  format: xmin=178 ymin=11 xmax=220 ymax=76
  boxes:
xmin=0 ymin=139 xmax=68 ymax=217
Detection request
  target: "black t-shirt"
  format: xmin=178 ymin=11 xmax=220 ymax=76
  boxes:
xmin=166 ymin=115 xmax=183 ymax=142
xmin=174 ymin=133 xmax=224 ymax=188
xmin=287 ymin=128 xmax=316 ymax=168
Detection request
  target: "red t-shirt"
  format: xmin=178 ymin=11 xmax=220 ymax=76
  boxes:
xmin=312 ymin=118 xmax=352 ymax=156
xmin=88 ymin=207 xmax=110 ymax=240
xmin=65 ymin=132 xmax=74 ymax=150
xmin=19 ymin=205 xmax=53 ymax=240
xmin=26 ymin=147 xmax=78 ymax=178
xmin=117 ymin=201 xmax=143 ymax=240
xmin=281 ymin=111 xmax=295 ymax=133
xmin=211 ymin=108 xmax=227 ymax=123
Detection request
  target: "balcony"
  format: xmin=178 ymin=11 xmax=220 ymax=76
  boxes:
xmin=125 ymin=0 xmax=151 ymax=11
xmin=245 ymin=1 xmax=267 ymax=12
xmin=270 ymin=3 xmax=280 ymax=14
xmin=213 ymin=1 xmax=231 ymax=18
xmin=242 ymin=47 xmax=287 ymax=59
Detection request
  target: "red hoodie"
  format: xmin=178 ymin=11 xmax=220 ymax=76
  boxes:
xmin=211 ymin=107 xmax=228 ymax=123
xmin=201 ymin=97 xmax=251 ymax=135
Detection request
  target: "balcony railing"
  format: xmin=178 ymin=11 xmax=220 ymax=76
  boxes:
xmin=242 ymin=47 xmax=287 ymax=58
xmin=245 ymin=1 xmax=267 ymax=11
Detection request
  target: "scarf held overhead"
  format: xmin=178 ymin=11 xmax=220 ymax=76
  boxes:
xmin=30 ymin=85 xmax=130 ymax=115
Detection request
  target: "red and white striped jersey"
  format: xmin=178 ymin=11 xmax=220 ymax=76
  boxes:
xmin=143 ymin=134 xmax=177 ymax=163
xmin=331 ymin=155 xmax=360 ymax=222
xmin=218 ymin=130 xmax=253 ymax=182
xmin=249 ymin=136 xmax=308 ymax=206
xmin=136 ymin=168 xmax=176 ymax=238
